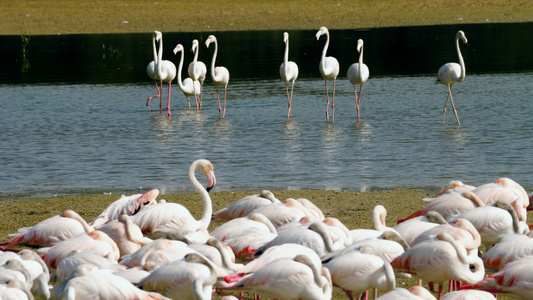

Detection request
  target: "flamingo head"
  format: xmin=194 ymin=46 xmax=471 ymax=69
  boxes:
xmin=191 ymin=39 xmax=198 ymax=52
xmin=173 ymin=44 xmax=183 ymax=55
xmin=197 ymin=159 xmax=216 ymax=192
xmin=153 ymin=31 xmax=162 ymax=42
xmin=205 ymin=35 xmax=216 ymax=48
xmin=283 ymin=32 xmax=289 ymax=44
xmin=316 ymin=26 xmax=329 ymax=40
xmin=357 ymin=39 xmax=364 ymax=53
xmin=457 ymin=30 xmax=467 ymax=44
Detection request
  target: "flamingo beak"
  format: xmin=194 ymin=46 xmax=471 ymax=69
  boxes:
xmin=206 ymin=170 xmax=216 ymax=192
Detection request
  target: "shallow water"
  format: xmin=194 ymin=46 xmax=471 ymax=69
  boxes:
xmin=1 ymin=23 xmax=533 ymax=199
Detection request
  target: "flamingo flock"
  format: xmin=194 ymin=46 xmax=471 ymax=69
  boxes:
xmin=146 ymin=28 xmax=466 ymax=124
xmin=1 ymin=159 xmax=531 ymax=299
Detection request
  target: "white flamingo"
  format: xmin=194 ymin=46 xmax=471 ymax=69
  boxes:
xmin=188 ymin=39 xmax=207 ymax=109
xmin=471 ymin=177 xmax=529 ymax=222
xmin=375 ymin=286 xmax=437 ymax=300
xmin=483 ymin=233 xmax=533 ymax=272
xmin=280 ymin=32 xmax=299 ymax=119
xmin=212 ymin=190 xmax=280 ymax=221
xmin=146 ymin=31 xmax=177 ymax=117
xmin=347 ymin=39 xmax=369 ymax=121
xmin=316 ymin=26 xmax=340 ymax=122
xmin=205 ymin=35 xmax=230 ymax=118
xmin=173 ymin=44 xmax=202 ymax=110
xmin=435 ymin=30 xmax=467 ymax=125
xmin=96 ymin=214 xmax=153 ymax=256
xmin=130 ymin=159 xmax=216 ymax=238
xmin=139 ymin=253 xmax=217 ymax=300
xmin=219 ymin=254 xmax=332 ymax=300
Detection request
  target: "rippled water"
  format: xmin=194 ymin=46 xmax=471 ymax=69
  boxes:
xmin=1 ymin=24 xmax=533 ymax=199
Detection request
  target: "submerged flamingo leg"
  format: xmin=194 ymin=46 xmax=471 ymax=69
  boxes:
xmin=146 ymin=80 xmax=162 ymax=110
xmin=166 ymin=82 xmax=172 ymax=117
xmin=289 ymin=80 xmax=295 ymax=118
xmin=332 ymin=78 xmax=336 ymax=123
xmin=325 ymin=80 xmax=330 ymax=120
xmin=217 ymin=86 xmax=222 ymax=118
xmin=285 ymin=82 xmax=291 ymax=118
xmin=448 ymin=86 xmax=461 ymax=125
xmin=442 ymin=86 xmax=452 ymax=124
xmin=223 ymin=85 xmax=227 ymax=119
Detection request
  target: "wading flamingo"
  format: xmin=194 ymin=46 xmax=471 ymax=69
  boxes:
xmin=435 ymin=30 xmax=467 ymax=125
xmin=146 ymin=31 xmax=177 ymax=117
xmin=188 ymin=39 xmax=207 ymax=109
xmin=280 ymin=32 xmax=299 ymax=119
xmin=205 ymin=35 xmax=230 ymax=118
xmin=347 ymin=39 xmax=369 ymax=121
xmin=173 ymin=44 xmax=202 ymax=110
xmin=316 ymin=26 xmax=340 ymax=122
xmin=130 ymin=159 xmax=216 ymax=238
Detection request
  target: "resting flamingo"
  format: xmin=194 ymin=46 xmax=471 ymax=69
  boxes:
xmin=316 ymin=26 xmax=340 ymax=122
xmin=188 ymin=39 xmax=207 ymax=109
xmin=471 ymin=177 xmax=529 ymax=222
xmin=173 ymin=44 xmax=201 ymax=110
xmin=0 ymin=278 xmax=33 ymax=300
xmin=212 ymin=190 xmax=280 ymax=221
xmin=375 ymin=286 xmax=437 ymax=300
xmin=435 ymin=30 xmax=467 ymax=125
xmin=440 ymin=290 xmax=496 ymax=300
xmin=280 ymin=32 xmax=299 ymax=119
xmin=146 ymin=31 xmax=177 ymax=117
xmin=350 ymin=204 xmax=400 ymax=243
xmin=483 ymin=233 xmax=533 ymax=272
xmin=3 ymin=209 xmax=93 ymax=248
xmin=96 ymin=214 xmax=153 ymax=257
xmin=130 ymin=159 xmax=216 ymax=239
xmin=468 ymin=256 xmax=533 ymax=300
xmin=218 ymin=254 xmax=333 ymax=300
xmin=393 ymin=211 xmax=447 ymax=246
xmin=347 ymin=39 xmax=369 ymax=121
xmin=205 ymin=35 xmax=230 ymax=118
xmin=139 ymin=253 xmax=217 ymax=299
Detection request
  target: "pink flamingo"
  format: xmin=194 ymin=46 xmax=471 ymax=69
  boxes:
xmin=96 ymin=214 xmax=153 ymax=257
xmin=146 ymin=31 xmax=177 ymax=117
xmin=212 ymin=190 xmax=280 ymax=221
xmin=375 ymin=286 xmax=437 ymax=300
xmin=3 ymin=209 xmax=93 ymax=248
xmin=280 ymin=32 xmax=299 ymax=119
xmin=482 ymin=233 xmax=533 ymax=272
xmin=440 ymin=290 xmax=496 ymax=299
xmin=471 ymin=177 xmax=529 ymax=222
xmin=316 ymin=26 xmax=340 ymax=122
xmin=210 ymin=213 xmax=277 ymax=242
xmin=205 ymin=35 xmax=230 ymax=119
xmin=391 ymin=233 xmax=485 ymax=299
xmin=435 ymin=30 xmax=467 ymax=125
xmin=188 ymin=39 xmax=207 ymax=109
xmin=392 ymin=211 xmax=447 ymax=246
xmin=347 ymin=39 xmax=370 ymax=121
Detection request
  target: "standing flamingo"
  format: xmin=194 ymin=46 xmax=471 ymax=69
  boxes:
xmin=435 ymin=30 xmax=467 ymax=125
xmin=146 ymin=31 xmax=177 ymax=117
xmin=205 ymin=35 xmax=230 ymax=118
xmin=173 ymin=44 xmax=202 ymax=110
xmin=188 ymin=39 xmax=207 ymax=109
xmin=316 ymin=26 xmax=340 ymax=122
xmin=130 ymin=159 xmax=216 ymax=238
xmin=347 ymin=39 xmax=369 ymax=121
xmin=280 ymin=32 xmax=299 ymax=119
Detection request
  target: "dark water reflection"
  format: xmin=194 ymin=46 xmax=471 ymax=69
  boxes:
xmin=2 ymin=23 xmax=533 ymax=84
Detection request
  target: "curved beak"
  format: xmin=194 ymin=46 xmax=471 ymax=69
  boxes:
xmin=206 ymin=170 xmax=216 ymax=192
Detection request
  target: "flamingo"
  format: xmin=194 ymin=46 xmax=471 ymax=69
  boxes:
xmin=55 ymin=264 xmax=166 ymax=300
xmin=3 ymin=209 xmax=94 ymax=248
xmin=146 ymin=31 xmax=162 ymax=111
xmin=118 ymin=238 xmax=186 ymax=269
xmin=350 ymin=205 xmax=400 ymax=243
xmin=471 ymin=177 xmax=529 ymax=222
xmin=90 ymin=188 xmax=159 ymax=228
xmin=188 ymin=39 xmax=207 ymax=109
xmin=146 ymin=31 xmax=177 ymax=117
xmin=0 ymin=278 xmax=33 ymax=300
xmin=210 ymin=213 xmax=277 ymax=242
xmin=173 ymin=44 xmax=202 ymax=110
xmin=391 ymin=233 xmax=485 ymax=299
xmin=435 ymin=30 xmax=467 ymax=125
xmin=375 ymin=286 xmax=437 ymax=300
xmin=392 ymin=211 xmax=447 ymax=246
xmin=212 ymin=190 xmax=280 ymax=221
xmin=139 ymin=253 xmax=217 ymax=300
xmin=247 ymin=198 xmax=308 ymax=228
xmin=347 ymin=39 xmax=370 ymax=121
xmin=316 ymin=26 xmax=340 ymax=122
xmin=55 ymin=250 xmax=127 ymax=284
xmin=433 ymin=180 xmax=476 ymax=197
xmin=483 ymin=233 xmax=533 ymax=272
xmin=468 ymin=256 xmax=533 ymax=299
xmin=440 ymin=290 xmax=496 ymax=300
xmin=323 ymin=245 xmax=396 ymax=300
xmin=96 ymin=214 xmax=153 ymax=256
xmin=280 ymin=32 xmax=299 ymax=119
xmin=205 ymin=35 xmax=230 ymax=118
xmin=218 ymin=254 xmax=333 ymax=300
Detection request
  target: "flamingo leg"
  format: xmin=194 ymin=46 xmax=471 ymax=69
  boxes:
xmin=325 ymin=80 xmax=330 ymax=120
xmin=199 ymin=83 xmax=203 ymax=109
xmin=448 ymin=86 xmax=461 ymax=125
xmin=354 ymin=85 xmax=360 ymax=120
xmin=290 ymin=80 xmax=295 ymax=117
xmin=332 ymin=78 xmax=336 ymax=123
xmin=166 ymin=82 xmax=172 ymax=117
xmin=438 ymin=283 xmax=444 ymax=299
xmin=223 ymin=85 xmax=227 ymax=119
xmin=193 ymin=84 xmax=199 ymax=111
xmin=146 ymin=80 xmax=161 ymax=109
xmin=357 ymin=84 xmax=364 ymax=120
xmin=442 ymin=85 xmax=452 ymax=124
xmin=216 ymin=86 xmax=222 ymax=118
xmin=285 ymin=82 xmax=291 ymax=118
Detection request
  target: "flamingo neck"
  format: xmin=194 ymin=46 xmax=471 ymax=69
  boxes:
xmin=152 ymin=36 xmax=158 ymax=64
xmin=283 ymin=39 xmax=289 ymax=77
xmin=210 ymin=41 xmax=218 ymax=80
xmin=156 ymin=36 xmax=163 ymax=76
xmin=456 ymin=37 xmax=466 ymax=82
xmin=189 ymin=161 xmax=212 ymax=230
xmin=176 ymin=50 xmax=186 ymax=91
xmin=320 ymin=33 xmax=330 ymax=69
xmin=193 ymin=44 xmax=199 ymax=63
xmin=358 ymin=45 xmax=364 ymax=76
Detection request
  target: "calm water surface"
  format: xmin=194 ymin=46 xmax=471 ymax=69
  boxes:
xmin=1 ymin=24 xmax=533 ymax=199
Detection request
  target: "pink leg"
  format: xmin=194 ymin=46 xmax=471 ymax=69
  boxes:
xmin=166 ymin=82 xmax=172 ymax=117
xmin=223 ymin=85 xmax=227 ymax=119
xmin=146 ymin=80 xmax=162 ymax=111
xmin=199 ymin=83 xmax=203 ymax=109
xmin=217 ymin=86 xmax=222 ymax=118
xmin=354 ymin=85 xmax=360 ymax=120
xmin=332 ymin=78 xmax=336 ymax=123
xmin=325 ymin=80 xmax=330 ymax=120
xmin=285 ymin=82 xmax=291 ymax=118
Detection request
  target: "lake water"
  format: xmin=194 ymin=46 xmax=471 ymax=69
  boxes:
xmin=1 ymin=23 xmax=533 ymax=199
